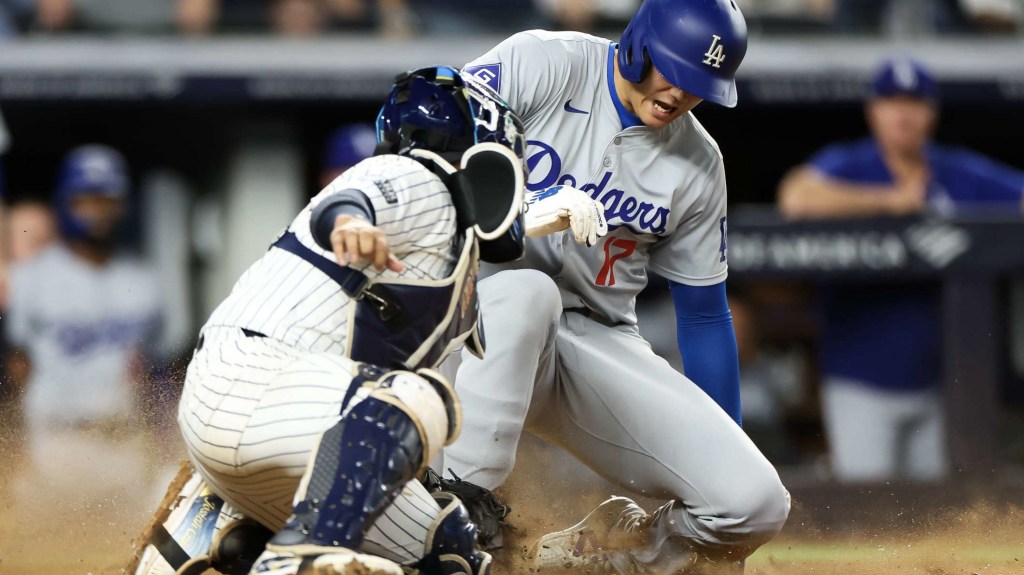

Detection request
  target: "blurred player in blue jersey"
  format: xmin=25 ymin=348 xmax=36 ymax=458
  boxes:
xmin=778 ymin=57 xmax=1024 ymax=482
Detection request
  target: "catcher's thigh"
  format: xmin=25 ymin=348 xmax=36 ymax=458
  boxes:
xmin=178 ymin=330 xmax=361 ymax=529
xmin=178 ymin=330 xmax=457 ymax=565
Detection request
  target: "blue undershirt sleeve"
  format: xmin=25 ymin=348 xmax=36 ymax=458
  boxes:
xmin=669 ymin=280 xmax=742 ymax=425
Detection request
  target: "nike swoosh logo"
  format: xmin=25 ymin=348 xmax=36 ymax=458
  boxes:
xmin=563 ymin=99 xmax=589 ymax=114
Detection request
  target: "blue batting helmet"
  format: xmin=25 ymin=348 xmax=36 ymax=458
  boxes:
xmin=54 ymin=144 xmax=129 ymax=239
xmin=323 ymin=123 xmax=378 ymax=172
xmin=618 ymin=0 xmax=748 ymax=108
xmin=376 ymin=66 xmax=526 ymax=164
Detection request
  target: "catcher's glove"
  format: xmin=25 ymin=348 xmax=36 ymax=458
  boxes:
xmin=423 ymin=467 xmax=512 ymax=549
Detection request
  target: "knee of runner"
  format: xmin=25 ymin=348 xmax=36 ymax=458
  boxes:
xmin=718 ymin=473 xmax=791 ymax=545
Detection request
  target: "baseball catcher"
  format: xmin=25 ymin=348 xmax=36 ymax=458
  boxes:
xmin=125 ymin=65 xmax=606 ymax=575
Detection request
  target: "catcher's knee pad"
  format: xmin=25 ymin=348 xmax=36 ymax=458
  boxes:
xmin=411 ymin=367 xmax=462 ymax=447
xmin=270 ymin=369 xmax=451 ymax=553
xmin=409 ymin=492 xmax=492 ymax=575
xmin=360 ymin=367 xmax=460 ymax=467
xmin=126 ymin=462 xmax=272 ymax=575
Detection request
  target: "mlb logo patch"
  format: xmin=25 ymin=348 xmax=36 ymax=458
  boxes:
xmin=464 ymin=63 xmax=502 ymax=93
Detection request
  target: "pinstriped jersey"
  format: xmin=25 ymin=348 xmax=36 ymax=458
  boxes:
xmin=204 ymin=154 xmax=457 ymax=354
xmin=464 ymin=31 xmax=729 ymax=325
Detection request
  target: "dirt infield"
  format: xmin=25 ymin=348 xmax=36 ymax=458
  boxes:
xmin=2 ymin=433 xmax=1023 ymax=575
xmin=475 ymin=438 xmax=1024 ymax=575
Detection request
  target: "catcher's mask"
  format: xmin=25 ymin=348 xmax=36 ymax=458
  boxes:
xmin=376 ymin=66 xmax=527 ymax=263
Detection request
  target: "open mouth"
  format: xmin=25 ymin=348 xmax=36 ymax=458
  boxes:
xmin=652 ymin=100 xmax=677 ymax=115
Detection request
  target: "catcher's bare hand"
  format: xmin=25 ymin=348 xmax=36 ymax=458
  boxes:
xmin=330 ymin=214 xmax=405 ymax=272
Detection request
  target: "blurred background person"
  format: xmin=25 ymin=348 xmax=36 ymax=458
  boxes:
xmin=319 ymin=122 xmax=377 ymax=188
xmin=266 ymin=0 xmax=414 ymax=37
xmin=776 ymin=57 xmax=1024 ymax=483
xmin=959 ymin=0 xmax=1024 ymax=32
xmin=531 ymin=0 xmax=641 ymax=33
xmin=4 ymin=144 xmax=172 ymax=511
xmin=410 ymin=0 xmax=545 ymax=35
xmin=733 ymin=0 xmax=835 ymax=33
xmin=30 ymin=0 xmax=219 ymax=35
xmin=7 ymin=199 xmax=56 ymax=263
xmin=269 ymin=0 xmax=329 ymax=35
xmin=832 ymin=0 xmax=968 ymax=36
xmin=23 ymin=0 xmax=428 ymax=36
xmin=0 ymin=200 xmax=55 ymax=490
xmin=729 ymin=288 xmax=809 ymax=465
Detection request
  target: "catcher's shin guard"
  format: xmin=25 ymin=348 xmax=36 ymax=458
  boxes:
xmin=267 ymin=369 xmax=452 ymax=555
xmin=408 ymin=492 xmax=492 ymax=575
xmin=125 ymin=461 xmax=273 ymax=575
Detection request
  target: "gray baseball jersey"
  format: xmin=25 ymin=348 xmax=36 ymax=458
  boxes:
xmin=180 ymin=154 xmax=458 ymax=565
xmin=446 ymin=31 xmax=790 ymax=560
xmin=465 ymin=30 xmax=729 ymax=325
xmin=6 ymin=245 xmax=162 ymax=426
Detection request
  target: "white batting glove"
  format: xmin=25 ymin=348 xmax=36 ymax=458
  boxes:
xmin=523 ymin=185 xmax=609 ymax=247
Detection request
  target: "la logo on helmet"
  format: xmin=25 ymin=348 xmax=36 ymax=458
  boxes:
xmin=702 ymin=35 xmax=726 ymax=68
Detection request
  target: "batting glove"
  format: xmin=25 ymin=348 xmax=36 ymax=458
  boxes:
xmin=523 ymin=185 xmax=609 ymax=247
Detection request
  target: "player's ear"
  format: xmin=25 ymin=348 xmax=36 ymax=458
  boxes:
xmin=454 ymin=143 xmax=524 ymax=241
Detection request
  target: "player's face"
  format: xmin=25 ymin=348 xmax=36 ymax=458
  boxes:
xmin=622 ymin=66 xmax=704 ymax=129
xmin=867 ymin=96 xmax=937 ymax=154
xmin=70 ymin=193 xmax=124 ymax=238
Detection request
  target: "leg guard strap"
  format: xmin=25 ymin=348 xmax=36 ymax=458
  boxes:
xmin=410 ymin=492 xmax=491 ymax=575
xmin=125 ymin=461 xmax=272 ymax=575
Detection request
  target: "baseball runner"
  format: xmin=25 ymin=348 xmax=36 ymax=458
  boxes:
xmin=5 ymin=145 xmax=169 ymax=515
xmin=126 ymin=66 xmax=606 ymax=575
xmin=442 ymin=1 xmax=791 ymax=573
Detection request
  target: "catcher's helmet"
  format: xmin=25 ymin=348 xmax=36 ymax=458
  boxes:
xmin=618 ymin=0 xmax=748 ymax=107
xmin=376 ymin=66 xmax=526 ymax=164
xmin=54 ymin=144 xmax=129 ymax=239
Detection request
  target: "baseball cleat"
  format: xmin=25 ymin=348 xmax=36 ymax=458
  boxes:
xmin=527 ymin=496 xmax=652 ymax=573
xmin=250 ymin=548 xmax=404 ymax=575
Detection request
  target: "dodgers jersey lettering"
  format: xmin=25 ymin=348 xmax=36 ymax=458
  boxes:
xmin=7 ymin=246 xmax=162 ymax=424
xmin=204 ymin=154 xmax=457 ymax=354
xmin=465 ymin=31 xmax=729 ymax=325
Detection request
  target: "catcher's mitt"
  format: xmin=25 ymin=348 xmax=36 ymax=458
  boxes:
xmin=423 ymin=467 xmax=512 ymax=549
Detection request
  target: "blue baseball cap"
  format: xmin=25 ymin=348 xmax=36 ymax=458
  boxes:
xmin=54 ymin=144 xmax=130 ymax=239
xmin=871 ymin=57 xmax=939 ymax=101
xmin=323 ymin=123 xmax=377 ymax=172
xmin=56 ymin=144 xmax=129 ymax=200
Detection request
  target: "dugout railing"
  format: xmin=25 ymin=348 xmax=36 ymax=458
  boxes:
xmin=729 ymin=206 xmax=1024 ymax=484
